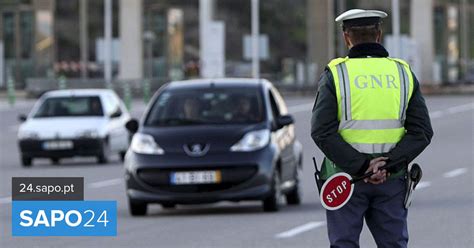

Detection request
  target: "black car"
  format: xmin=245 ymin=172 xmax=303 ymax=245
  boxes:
xmin=124 ymin=78 xmax=303 ymax=215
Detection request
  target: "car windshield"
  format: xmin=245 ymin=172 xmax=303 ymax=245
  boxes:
xmin=33 ymin=96 xmax=104 ymax=118
xmin=145 ymin=87 xmax=265 ymax=126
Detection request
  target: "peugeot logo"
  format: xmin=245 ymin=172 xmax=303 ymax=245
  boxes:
xmin=183 ymin=143 xmax=210 ymax=157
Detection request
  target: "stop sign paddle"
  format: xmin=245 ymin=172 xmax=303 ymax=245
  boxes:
xmin=319 ymin=159 xmax=406 ymax=210
xmin=320 ymin=172 xmax=354 ymax=210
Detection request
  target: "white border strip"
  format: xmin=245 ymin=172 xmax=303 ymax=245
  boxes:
xmin=443 ymin=168 xmax=468 ymax=178
xmin=416 ymin=181 xmax=431 ymax=190
xmin=287 ymin=103 xmax=314 ymax=114
xmin=88 ymin=178 xmax=123 ymax=189
xmin=275 ymin=221 xmax=326 ymax=239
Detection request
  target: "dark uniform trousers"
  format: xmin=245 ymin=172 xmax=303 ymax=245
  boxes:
xmin=326 ymin=177 xmax=408 ymax=248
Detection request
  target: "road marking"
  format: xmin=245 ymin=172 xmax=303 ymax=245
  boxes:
xmin=88 ymin=178 xmax=123 ymax=189
xmin=416 ymin=181 xmax=431 ymax=190
xmin=429 ymin=110 xmax=443 ymax=119
xmin=443 ymin=168 xmax=468 ymax=178
xmin=275 ymin=221 xmax=326 ymax=239
xmin=430 ymin=102 xmax=474 ymax=119
xmin=288 ymin=103 xmax=314 ymax=114
xmin=0 ymin=196 xmax=11 ymax=204
xmin=446 ymin=103 xmax=474 ymax=114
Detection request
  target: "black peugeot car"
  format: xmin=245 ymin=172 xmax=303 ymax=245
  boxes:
xmin=124 ymin=78 xmax=303 ymax=215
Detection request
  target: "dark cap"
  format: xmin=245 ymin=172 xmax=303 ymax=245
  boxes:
xmin=343 ymin=17 xmax=382 ymax=28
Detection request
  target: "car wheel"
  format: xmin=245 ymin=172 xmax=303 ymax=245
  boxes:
xmin=161 ymin=203 xmax=176 ymax=209
xmin=51 ymin=158 xmax=60 ymax=165
xmin=129 ymin=199 xmax=147 ymax=216
xmin=21 ymin=156 xmax=32 ymax=167
xmin=97 ymin=139 xmax=111 ymax=164
xmin=286 ymin=166 xmax=302 ymax=205
xmin=263 ymin=170 xmax=283 ymax=212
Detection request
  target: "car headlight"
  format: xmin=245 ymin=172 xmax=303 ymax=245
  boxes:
xmin=230 ymin=129 xmax=270 ymax=152
xmin=18 ymin=131 xmax=39 ymax=140
xmin=130 ymin=133 xmax=165 ymax=155
xmin=78 ymin=129 xmax=99 ymax=138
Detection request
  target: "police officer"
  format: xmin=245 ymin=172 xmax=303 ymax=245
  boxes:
xmin=311 ymin=9 xmax=433 ymax=248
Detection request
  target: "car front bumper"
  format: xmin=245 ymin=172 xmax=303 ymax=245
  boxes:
xmin=124 ymin=147 xmax=277 ymax=204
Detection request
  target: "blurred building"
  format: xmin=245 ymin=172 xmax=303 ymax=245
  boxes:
xmin=309 ymin=0 xmax=474 ymax=85
xmin=0 ymin=0 xmax=473 ymax=89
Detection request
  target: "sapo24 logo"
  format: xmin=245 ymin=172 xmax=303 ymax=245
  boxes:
xmin=12 ymin=201 xmax=116 ymax=236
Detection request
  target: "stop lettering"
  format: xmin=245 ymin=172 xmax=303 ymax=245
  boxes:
xmin=320 ymin=173 xmax=354 ymax=210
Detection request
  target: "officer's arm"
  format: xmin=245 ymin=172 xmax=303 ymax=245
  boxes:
xmin=387 ymin=72 xmax=434 ymax=171
xmin=311 ymin=69 xmax=370 ymax=176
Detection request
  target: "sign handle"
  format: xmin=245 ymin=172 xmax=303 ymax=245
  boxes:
xmin=351 ymin=158 xmax=406 ymax=183
xmin=312 ymin=157 xmax=323 ymax=194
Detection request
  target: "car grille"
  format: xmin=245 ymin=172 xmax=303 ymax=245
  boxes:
xmin=19 ymin=139 xmax=102 ymax=153
xmin=137 ymin=166 xmax=258 ymax=193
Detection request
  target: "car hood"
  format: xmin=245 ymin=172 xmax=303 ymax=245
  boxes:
xmin=141 ymin=123 xmax=268 ymax=154
xmin=19 ymin=117 xmax=107 ymax=139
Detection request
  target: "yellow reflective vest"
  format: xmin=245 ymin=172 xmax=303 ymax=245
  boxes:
xmin=327 ymin=57 xmax=414 ymax=154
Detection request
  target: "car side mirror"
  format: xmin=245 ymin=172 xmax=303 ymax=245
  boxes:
xmin=276 ymin=114 xmax=294 ymax=129
xmin=18 ymin=114 xmax=27 ymax=122
xmin=110 ymin=110 xmax=122 ymax=118
xmin=125 ymin=119 xmax=139 ymax=133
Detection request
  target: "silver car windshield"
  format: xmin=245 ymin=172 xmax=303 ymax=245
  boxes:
xmin=33 ymin=96 xmax=104 ymax=118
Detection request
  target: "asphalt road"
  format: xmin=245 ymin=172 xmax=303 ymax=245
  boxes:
xmin=0 ymin=95 xmax=473 ymax=248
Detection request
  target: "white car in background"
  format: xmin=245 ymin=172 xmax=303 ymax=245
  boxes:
xmin=17 ymin=89 xmax=131 ymax=167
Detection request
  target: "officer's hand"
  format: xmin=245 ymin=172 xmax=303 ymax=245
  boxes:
xmin=364 ymin=157 xmax=389 ymax=184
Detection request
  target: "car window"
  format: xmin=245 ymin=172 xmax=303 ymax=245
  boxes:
xmin=145 ymin=87 xmax=264 ymax=126
xmin=268 ymin=90 xmax=280 ymax=119
xmin=33 ymin=96 xmax=104 ymax=118
xmin=271 ymin=88 xmax=288 ymax=115
xmin=105 ymin=94 xmax=122 ymax=117
xmin=113 ymin=99 xmax=123 ymax=117
xmin=101 ymin=94 xmax=113 ymax=115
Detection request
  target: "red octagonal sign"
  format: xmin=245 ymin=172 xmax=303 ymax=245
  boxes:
xmin=320 ymin=172 xmax=354 ymax=210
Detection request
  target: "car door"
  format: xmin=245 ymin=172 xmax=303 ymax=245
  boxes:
xmin=271 ymin=88 xmax=298 ymax=182
xmin=268 ymin=88 xmax=295 ymax=182
xmin=103 ymin=93 xmax=130 ymax=152
xmin=114 ymin=94 xmax=131 ymax=150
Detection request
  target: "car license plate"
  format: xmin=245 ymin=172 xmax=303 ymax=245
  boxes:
xmin=170 ymin=171 xmax=221 ymax=185
xmin=42 ymin=140 xmax=74 ymax=150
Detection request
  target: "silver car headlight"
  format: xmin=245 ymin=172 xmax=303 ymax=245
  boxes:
xmin=77 ymin=129 xmax=100 ymax=138
xmin=18 ymin=131 xmax=39 ymax=140
xmin=130 ymin=133 xmax=165 ymax=155
xmin=230 ymin=129 xmax=270 ymax=152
